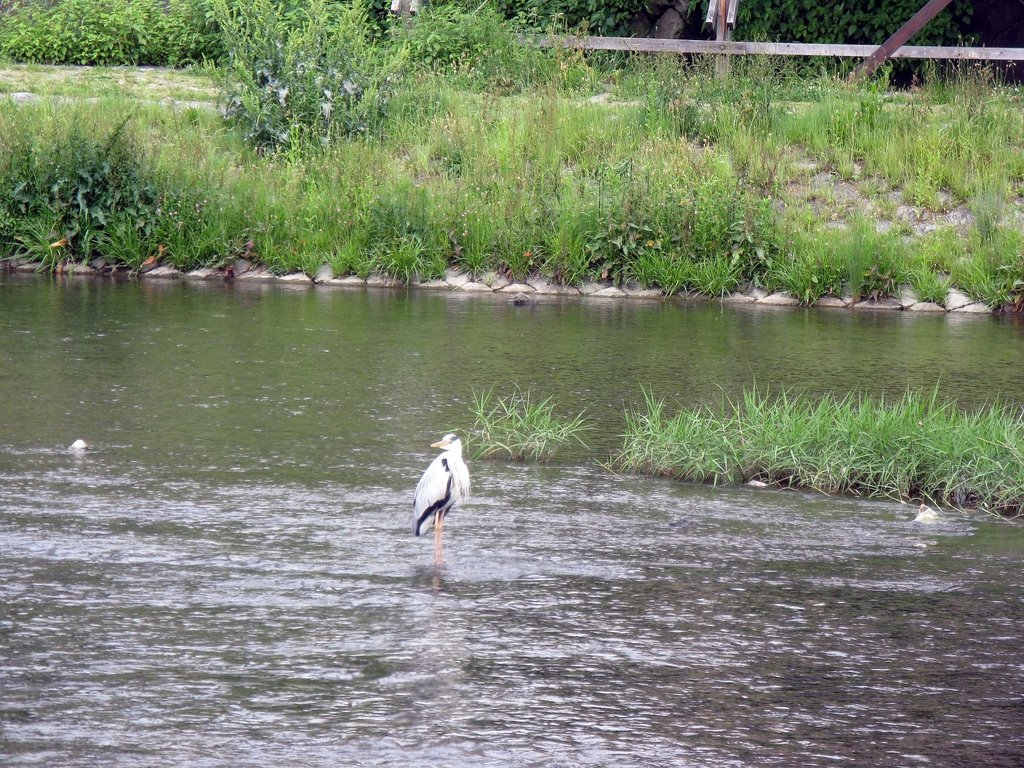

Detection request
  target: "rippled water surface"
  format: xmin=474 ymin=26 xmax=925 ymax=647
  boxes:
xmin=2 ymin=276 xmax=1024 ymax=767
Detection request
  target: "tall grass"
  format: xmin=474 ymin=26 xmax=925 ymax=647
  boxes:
xmin=0 ymin=48 xmax=1021 ymax=306
xmin=471 ymin=387 xmax=589 ymax=461
xmin=619 ymin=388 xmax=1024 ymax=517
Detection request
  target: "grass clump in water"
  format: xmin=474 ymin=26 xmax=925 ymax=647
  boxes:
xmin=619 ymin=387 xmax=1024 ymax=517
xmin=471 ymin=387 xmax=589 ymax=461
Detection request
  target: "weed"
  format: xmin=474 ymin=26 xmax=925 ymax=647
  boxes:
xmin=471 ymin=386 xmax=589 ymax=461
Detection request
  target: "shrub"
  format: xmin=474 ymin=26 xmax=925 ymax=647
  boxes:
xmin=0 ymin=105 xmax=211 ymax=270
xmin=399 ymin=2 xmax=560 ymax=91
xmin=0 ymin=0 xmax=225 ymax=66
xmin=214 ymin=0 xmax=404 ymax=152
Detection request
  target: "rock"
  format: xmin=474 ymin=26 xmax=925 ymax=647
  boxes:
xmin=444 ymin=268 xmax=471 ymax=287
xmin=481 ymin=272 xmax=511 ymax=291
xmin=671 ymin=290 xmax=704 ymax=303
xmin=952 ymin=302 xmax=993 ymax=314
xmin=322 ymin=275 xmax=367 ymax=287
xmin=815 ymin=296 xmax=849 ymax=309
xmin=500 ymin=282 xmax=535 ymax=294
xmin=13 ymin=260 xmax=43 ymax=273
xmin=592 ymin=286 xmax=628 ymax=298
xmin=64 ymin=262 xmax=96 ymax=275
xmin=945 ymin=288 xmax=974 ymax=311
xmin=507 ymin=292 xmax=534 ymax=306
xmin=236 ymin=266 xmax=273 ymax=281
xmin=622 ymin=281 xmax=664 ymax=299
xmin=144 ymin=265 xmax=179 ymax=279
xmin=652 ymin=8 xmax=684 ymax=39
xmin=278 ymin=272 xmax=312 ymax=284
xmin=185 ymin=267 xmax=220 ymax=280
xmin=578 ymin=280 xmax=607 ymax=296
xmin=746 ymin=479 xmax=769 ymax=488
xmin=851 ymin=297 xmax=903 ymax=311
xmin=417 ymin=278 xmax=450 ymax=290
xmin=719 ymin=292 xmax=756 ymax=304
xmin=908 ymin=301 xmax=946 ymax=312
xmin=529 ymin=277 xmax=580 ymax=296
xmin=459 ymin=281 xmax=494 ymax=292
xmin=746 ymin=285 xmax=770 ymax=301
xmin=365 ymin=273 xmax=403 ymax=288
xmin=758 ymin=291 xmax=801 ymax=306
xmin=898 ymin=284 xmax=919 ymax=308
xmin=313 ymin=264 xmax=334 ymax=283
xmin=233 ymin=257 xmax=253 ymax=276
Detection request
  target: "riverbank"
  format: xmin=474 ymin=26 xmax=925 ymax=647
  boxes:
xmin=1 ymin=62 xmax=1022 ymax=312
xmin=2 ymin=256 xmax=1002 ymax=316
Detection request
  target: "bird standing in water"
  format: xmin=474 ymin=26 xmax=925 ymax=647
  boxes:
xmin=413 ymin=433 xmax=470 ymax=566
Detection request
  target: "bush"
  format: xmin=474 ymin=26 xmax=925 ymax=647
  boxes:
xmin=0 ymin=0 xmax=225 ymax=66
xmin=214 ymin=0 xmax=404 ymax=152
xmin=740 ymin=0 xmax=974 ymax=47
xmin=399 ymin=1 xmax=555 ymax=90
xmin=0 ymin=105 xmax=211 ymax=269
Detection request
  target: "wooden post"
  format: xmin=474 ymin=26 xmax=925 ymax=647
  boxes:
xmin=715 ymin=0 xmax=731 ymax=77
xmin=850 ymin=0 xmax=955 ymax=81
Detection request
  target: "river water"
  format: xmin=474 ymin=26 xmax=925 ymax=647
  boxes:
xmin=2 ymin=275 xmax=1023 ymax=767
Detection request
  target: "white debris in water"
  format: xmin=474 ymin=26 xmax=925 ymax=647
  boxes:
xmin=69 ymin=439 xmax=90 ymax=453
xmin=914 ymin=504 xmax=939 ymax=523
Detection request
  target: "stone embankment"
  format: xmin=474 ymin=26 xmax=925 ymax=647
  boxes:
xmin=4 ymin=257 xmax=1004 ymax=314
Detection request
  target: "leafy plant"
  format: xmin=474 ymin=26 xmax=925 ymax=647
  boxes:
xmin=771 ymin=236 xmax=844 ymax=305
xmin=214 ymin=0 xmax=403 ymax=152
xmin=0 ymin=0 xmax=225 ymax=66
xmin=837 ymin=219 xmax=908 ymax=301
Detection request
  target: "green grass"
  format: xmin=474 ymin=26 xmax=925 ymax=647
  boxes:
xmin=471 ymin=387 xmax=589 ymax=461
xmin=0 ymin=48 xmax=1021 ymax=307
xmin=618 ymin=387 xmax=1024 ymax=517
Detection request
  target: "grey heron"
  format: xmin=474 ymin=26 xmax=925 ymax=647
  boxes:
xmin=413 ymin=433 xmax=470 ymax=566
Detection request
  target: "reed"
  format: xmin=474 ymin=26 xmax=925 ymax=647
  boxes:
xmin=618 ymin=387 xmax=1024 ymax=517
xmin=471 ymin=387 xmax=589 ymax=462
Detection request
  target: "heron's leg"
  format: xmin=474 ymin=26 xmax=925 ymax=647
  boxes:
xmin=434 ymin=513 xmax=445 ymax=566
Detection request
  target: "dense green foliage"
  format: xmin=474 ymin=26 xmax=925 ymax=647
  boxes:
xmin=214 ymin=0 xmax=400 ymax=151
xmin=619 ymin=388 xmax=1024 ymax=517
xmin=0 ymin=0 xmax=224 ymax=66
xmin=0 ymin=106 xmax=212 ymax=270
xmin=740 ymin=0 xmax=974 ymax=46
xmin=0 ymin=0 xmax=980 ymax=69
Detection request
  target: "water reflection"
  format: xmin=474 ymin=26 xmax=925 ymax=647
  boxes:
xmin=1 ymin=278 xmax=1024 ymax=766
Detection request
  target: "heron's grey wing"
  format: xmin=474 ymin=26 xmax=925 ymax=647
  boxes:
xmin=412 ymin=455 xmax=453 ymax=536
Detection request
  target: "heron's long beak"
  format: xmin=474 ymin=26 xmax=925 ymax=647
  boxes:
xmin=431 ymin=438 xmax=452 ymax=449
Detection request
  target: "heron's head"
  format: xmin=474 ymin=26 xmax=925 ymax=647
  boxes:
xmin=431 ymin=433 xmax=459 ymax=450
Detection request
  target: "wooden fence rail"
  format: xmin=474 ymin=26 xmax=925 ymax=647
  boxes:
xmin=530 ymin=35 xmax=1024 ymax=63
